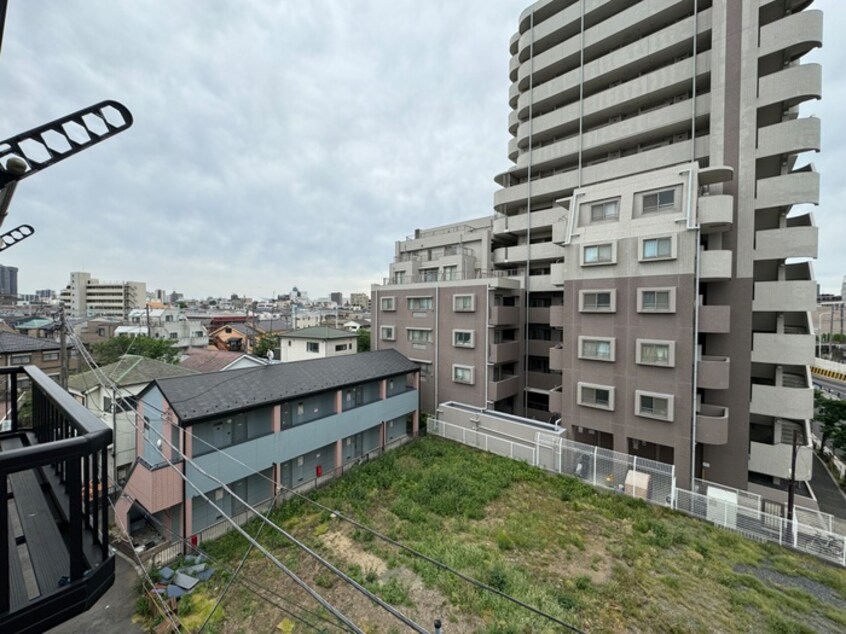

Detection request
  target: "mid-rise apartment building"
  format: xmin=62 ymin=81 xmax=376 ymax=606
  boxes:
xmin=0 ymin=265 xmax=18 ymax=297
xmin=117 ymin=307 xmax=209 ymax=349
xmin=60 ymin=271 xmax=146 ymax=318
xmin=375 ymin=0 xmax=822 ymax=496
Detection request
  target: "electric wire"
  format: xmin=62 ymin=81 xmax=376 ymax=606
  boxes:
xmin=114 ymin=482 xmax=350 ymax=634
xmin=72 ymin=325 xmax=583 ymax=632
xmin=71 ymin=328 xmax=366 ymax=634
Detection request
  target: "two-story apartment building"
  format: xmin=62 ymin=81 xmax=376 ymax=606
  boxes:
xmin=118 ymin=308 xmax=208 ymax=349
xmin=278 ymin=326 xmax=358 ymax=362
xmin=115 ymin=350 xmax=420 ymax=547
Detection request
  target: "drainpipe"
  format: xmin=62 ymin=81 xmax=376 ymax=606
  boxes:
xmin=434 ymin=287 xmax=439 ymax=411
xmin=682 ymin=164 xmax=701 ymax=490
xmin=485 ymin=283 xmax=491 ymax=408
xmin=523 ymin=10 xmax=535 ymax=414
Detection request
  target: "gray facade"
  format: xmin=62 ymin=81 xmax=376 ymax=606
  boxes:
xmin=0 ymin=265 xmax=18 ymax=296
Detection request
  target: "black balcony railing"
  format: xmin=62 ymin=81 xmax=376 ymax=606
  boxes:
xmin=0 ymin=365 xmax=114 ymax=634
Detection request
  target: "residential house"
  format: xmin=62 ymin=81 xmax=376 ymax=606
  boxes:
xmin=208 ymin=322 xmax=262 ymax=353
xmin=115 ymin=349 xmax=420 ymax=548
xmin=278 ymin=326 xmax=357 ymax=362
xmin=68 ymin=355 xmax=197 ymax=482
xmin=179 ymin=348 xmax=269 ymax=373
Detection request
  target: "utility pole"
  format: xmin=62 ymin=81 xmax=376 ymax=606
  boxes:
xmin=59 ymin=306 xmax=68 ymax=389
xmin=787 ymin=429 xmax=798 ymax=524
xmin=145 ymin=302 xmax=152 ymax=337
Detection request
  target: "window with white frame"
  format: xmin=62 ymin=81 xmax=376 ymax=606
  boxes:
xmin=590 ymin=199 xmax=619 ymax=222
xmin=9 ymin=354 xmax=30 ymax=364
xmin=635 ymin=391 xmax=674 ymax=421
xmin=306 ymin=342 xmax=320 ymax=353
xmin=380 ymin=296 xmax=396 ymax=311
xmin=42 ymin=351 xmax=60 ymax=362
xmin=453 ymin=330 xmax=474 ymax=348
xmin=579 ymin=289 xmax=615 ymax=312
xmin=642 ymin=188 xmax=676 ymax=213
xmin=637 ymin=340 xmax=675 ymax=367
xmin=380 ymin=326 xmax=396 ymax=341
xmin=443 ymin=266 xmax=458 ymax=281
xmin=452 ymin=365 xmax=474 ymax=384
xmin=577 ymin=382 xmax=614 ymax=410
xmin=638 ymin=288 xmax=676 ymax=313
xmin=407 ymin=297 xmax=433 ymax=311
xmin=582 ymin=242 xmax=615 ymax=265
xmin=393 ymin=272 xmax=405 ymax=284
xmin=407 ymin=328 xmax=432 ymax=343
xmin=453 ymin=294 xmax=475 ymax=312
xmin=641 ymin=236 xmax=674 ymax=260
xmin=578 ymin=337 xmax=615 ymax=362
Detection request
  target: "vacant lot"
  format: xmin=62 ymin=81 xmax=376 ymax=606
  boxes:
xmin=143 ymin=438 xmax=846 ymax=633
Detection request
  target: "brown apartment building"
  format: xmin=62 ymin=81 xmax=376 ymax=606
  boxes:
xmin=374 ymin=0 xmax=822 ymax=497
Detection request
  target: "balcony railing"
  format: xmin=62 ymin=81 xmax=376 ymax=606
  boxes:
xmin=0 ymin=366 xmax=114 ymax=634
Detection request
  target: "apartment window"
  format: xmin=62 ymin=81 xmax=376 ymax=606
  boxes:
xmin=380 ymin=326 xmax=396 ymax=341
xmin=393 ymin=272 xmax=405 ymax=284
xmin=443 ymin=266 xmax=458 ymax=281
xmin=9 ymin=354 xmax=30 ymax=364
xmin=640 ymin=236 xmax=674 ymax=260
xmin=407 ymin=328 xmax=433 ymax=343
xmin=169 ymin=332 xmax=179 ymax=339
xmin=42 ymin=351 xmax=60 ymax=362
xmin=638 ymin=288 xmax=676 ymax=313
xmin=578 ymin=382 xmax=614 ymax=411
xmin=453 ymin=330 xmax=474 ymax=348
xmin=590 ymin=199 xmax=619 ymax=222
xmin=380 ymin=296 xmax=396 ymax=312
xmin=636 ymin=391 xmax=674 ymax=421
xmin=335 ymin=343 xmax=348 ymax=351
xmin=422 ymin=269 xmax=438 ymax=282
xmin=578 ymin=337 xmax=615 ymax=362
xmin=642 ymin=188 xmax=676 ymax=213
xmin=579 ymin=289 xmax=615 ymax=312
xmin=453 ymin=365 xmax=474 ymax=385
xmin=637 ymin=340 xmax=675 ymax=367
xmin=306 ymin=342 xmax=320 ymax=353
xmin=582 ymin=242 xmax=615 ymax=266
xmin=407 ymin=297 xmax=433 ymax=311
xmin=453 ymin=294 xmax=475 ymax=312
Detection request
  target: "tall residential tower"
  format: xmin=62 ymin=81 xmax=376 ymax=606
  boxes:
xmin=375 ymin=0 xmax=822 ymax=496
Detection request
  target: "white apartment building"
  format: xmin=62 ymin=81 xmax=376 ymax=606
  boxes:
xmin=117 ymin=308 xmax=209 ymax=349
xmin=278 ymin=326 xmax=358 ymax=362
xmin=60 ymin=271 xmax=146 ymax=318
xmin=376 ymin=0 xmax=822 ymax=499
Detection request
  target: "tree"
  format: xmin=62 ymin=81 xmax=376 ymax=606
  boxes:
xmin=91 ymin=335 xmax=179 ymax=366
xmin=357 ymin=329 xmax=370 ymax=352
xmin=815 ymin=390 xmax=846 ymax=450
xmin=253 ymin=334 xmax=280 ymax=360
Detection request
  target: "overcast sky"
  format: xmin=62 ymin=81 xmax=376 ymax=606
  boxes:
xmin=0 ymin=1 xmax=842 ymax=300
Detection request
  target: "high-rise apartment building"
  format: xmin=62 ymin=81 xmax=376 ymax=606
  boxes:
xmin=375 ymin=0 xmax=822 ymax=497
xmin=0 ymin=265 xmax=18 ymax=297
xmin=60 ymin=271 xmax=147 ymax=318
xmin=330 ymin=292 xmax=343 ymax=306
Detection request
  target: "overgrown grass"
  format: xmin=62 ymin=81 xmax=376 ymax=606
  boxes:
xmin=165 ymin=438 xmax=846 ymax=633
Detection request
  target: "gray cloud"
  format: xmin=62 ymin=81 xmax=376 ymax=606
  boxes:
xmin=0 ymin=0 xmax=842 ymax=299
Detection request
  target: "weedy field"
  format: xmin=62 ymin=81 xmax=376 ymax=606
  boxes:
xmin=138 ymin=437 xmax=846 ymax=633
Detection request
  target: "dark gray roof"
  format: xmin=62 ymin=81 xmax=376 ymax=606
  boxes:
xmin=153 ymin=349 xmax=418 ymax=423
xmin=0 ymin=331 xmax=63 ymax=353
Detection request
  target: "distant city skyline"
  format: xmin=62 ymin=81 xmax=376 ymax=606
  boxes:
xmin=0 ymin=1 xmax=842 ymax=298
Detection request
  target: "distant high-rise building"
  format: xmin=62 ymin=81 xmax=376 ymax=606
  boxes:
xmin=0 ymin=265 xmax=18 ymax=297
xmin=59 ymin=271 xmax=146 ymax=318
xmin=350 ymin=292 xmax=370 ymax=311
xmin=330 ymin=292 xmax=343 ymax=306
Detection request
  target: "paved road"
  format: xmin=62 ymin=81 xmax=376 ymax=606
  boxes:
xmin=811 ymin=452 xmax=846 ymax=520
xmin=48 ymin=551 xmax=143 ymax=634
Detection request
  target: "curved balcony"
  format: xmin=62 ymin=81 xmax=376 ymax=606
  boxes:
xmin=528 ymin=306 xmax=551 ymax=323
xmin=754 ymin=224 xmax=818 ymax=261
xmin=0 ymin=366 xmax=114 ymax=633
xmin=549 ymin=344 xmax=564 ymax=372
xmin=493 ymin=207 xmax=561 ymax=236
xmin=695 ymin=404 xmax=729 ymax=445
xmin=750 ymin=372 xmax=813 ymax=420
xmin=758 ymin=63 xmax=821 ymax=109
xmin=759 ymin=10 xmax=822 ymax=60
xmin=550 ymin=304 xmax=565 ymax=328
xmin=751 ymin=332 xmax=815 ymax=366
xmin=698 ymin=356 xmax=731 ymax=390
xmin=698 ymin=195 xmax=733 ymax=232
xmin=749 ymin=419 xmax=813 ymax=481
xmin=756 ymin=117 xmax=821 ymax=160
xmin=754 ymin=171 xmax=820 ymax=210
xmin=699 ymin=249 xmax=733 ymax=281
xmin=493 ymin=241 xmax=563 ymax=266
xmin=699 ymin=304 xmax=731 ymax=334
xmin=752 ymin=280 xmax=816 ymax=313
